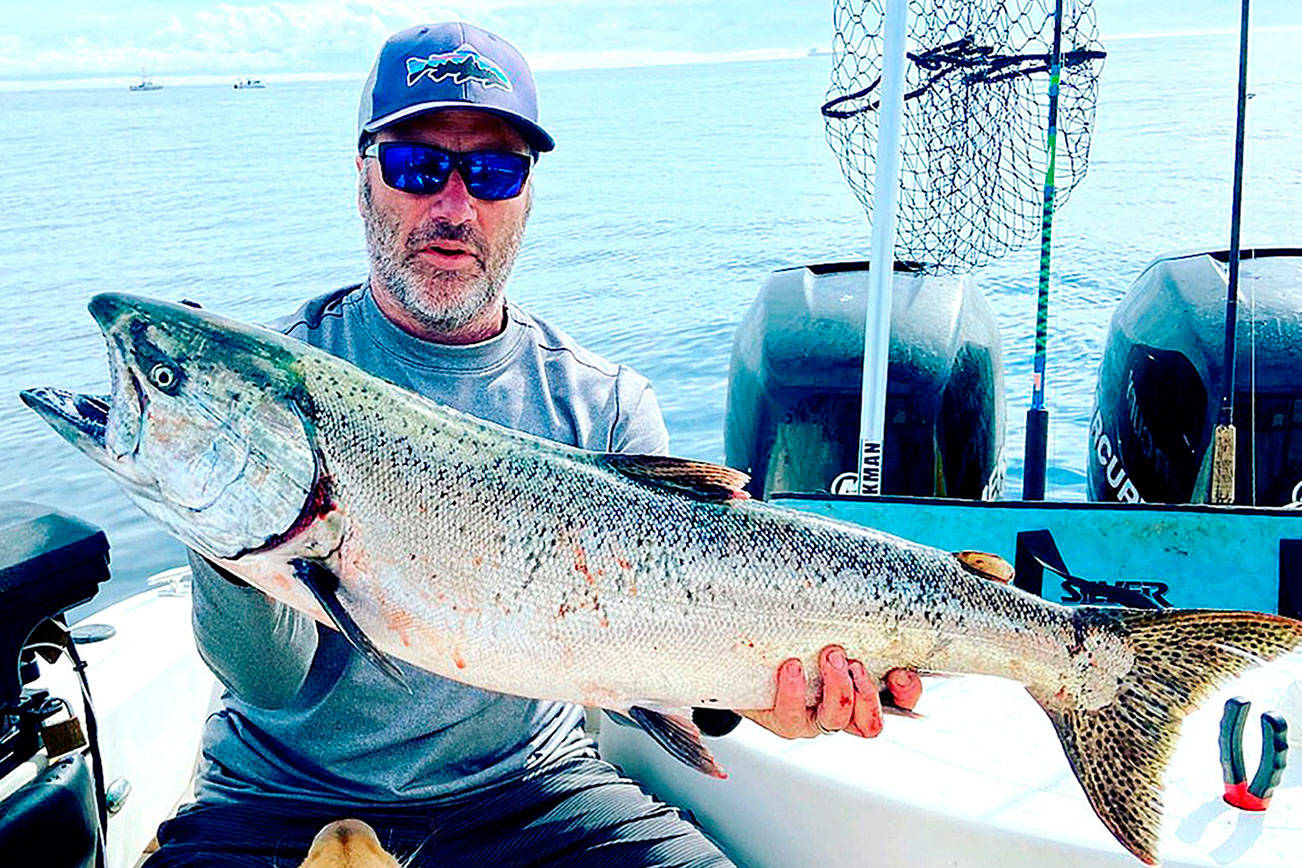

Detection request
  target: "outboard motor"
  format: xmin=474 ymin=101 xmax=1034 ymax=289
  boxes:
xmin=725 ymin=261 xmax=1005 ymax=499
xmin=1089 ymin=248 xmax=1302 ymax=505
xmin=0 ymin=502 xmax=111 ymax=868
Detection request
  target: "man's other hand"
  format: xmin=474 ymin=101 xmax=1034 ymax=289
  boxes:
xmin=740 ymin=645 xmax=921 ymax=739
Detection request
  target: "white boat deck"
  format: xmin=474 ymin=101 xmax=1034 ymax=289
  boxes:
xmin=27 ymin=577 xmax=1302 ymax=868
xmin=40 ymin=578 xmax=216 ymax=868
xmin=601 ymin=660 xmax=1302 ymax=867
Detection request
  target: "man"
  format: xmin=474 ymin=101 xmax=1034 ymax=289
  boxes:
xmin=147 ymin=22 xmax=921 ymax=866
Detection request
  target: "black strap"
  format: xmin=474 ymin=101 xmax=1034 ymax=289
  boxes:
xmin=821 ymin=38 xmax=1107 ymax=118
xmin=692 ymin=707 xmax=742 ymax=737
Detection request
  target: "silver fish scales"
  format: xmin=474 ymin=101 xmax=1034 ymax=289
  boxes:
xmin=294 ymin=347 xmax=1067 ymax=712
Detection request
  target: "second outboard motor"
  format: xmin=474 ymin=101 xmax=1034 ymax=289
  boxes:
xmin=1089 ymin=248 xmax=1302 ymax=505
xmin=725 ymin=261 xmax=1005 ymax=500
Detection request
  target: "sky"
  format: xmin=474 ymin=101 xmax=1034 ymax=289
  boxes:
xmin=1 ymin=0 xmax=1297 ymax=86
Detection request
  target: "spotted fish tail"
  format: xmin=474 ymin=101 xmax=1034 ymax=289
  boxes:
xmin=1039 ymin=607 xmax=1302 ymax=864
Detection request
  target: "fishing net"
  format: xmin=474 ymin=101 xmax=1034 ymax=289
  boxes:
xmin=823 ymin=0 xmax=1105 ymax=273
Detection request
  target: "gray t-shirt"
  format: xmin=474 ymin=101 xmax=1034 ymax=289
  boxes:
xmin=191 ymin=284 xmax=669 ymax=806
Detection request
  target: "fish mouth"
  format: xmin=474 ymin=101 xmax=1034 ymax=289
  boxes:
xmin=20 ymin=383 xmax=151 ymax=494
xmin=23 ymin=292 xmax=151 ymax=474
xmin=20 ymin=388 xmax=112 ymax=452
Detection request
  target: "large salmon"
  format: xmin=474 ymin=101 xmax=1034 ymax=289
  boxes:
xmin=22 ymin=294 xmax=1302 ymax=864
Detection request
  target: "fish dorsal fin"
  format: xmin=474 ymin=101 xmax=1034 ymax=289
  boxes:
xmin=954 ymin=550 xmax=1014 ymax=584
xmin=602 ymin=454 xmax=750 ymax=501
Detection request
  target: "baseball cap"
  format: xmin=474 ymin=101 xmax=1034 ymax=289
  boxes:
xmin=357 ymin=22 xmax=554 ymax=153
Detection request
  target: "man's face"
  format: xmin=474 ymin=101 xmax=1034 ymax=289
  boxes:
xmin=357 ymin=109 xmax=532 ymax=340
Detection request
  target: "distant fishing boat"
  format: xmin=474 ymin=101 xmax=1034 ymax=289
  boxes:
xmin=233 ymin=78 xmax=265 ymax=89
xmin=128 ymin=76 xmax=161 ymax=92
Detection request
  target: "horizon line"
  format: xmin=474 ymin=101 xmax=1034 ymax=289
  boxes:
xmin=3 ymin=25 xmax=1298 ymax=94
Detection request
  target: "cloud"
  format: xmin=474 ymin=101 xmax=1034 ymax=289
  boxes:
xmin=2 ymin=0 xmax=461 ymax=79
xmin=4 ymin=0 xmax=838 ymax=82
xmin=6 ymin=0 xmax=1302 ymax=84
xmin=47 ymin=0 xmax=1302 ymax=83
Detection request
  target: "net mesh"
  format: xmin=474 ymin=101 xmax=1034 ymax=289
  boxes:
xmin=823 ymin=0 xmax=1105 ymax=273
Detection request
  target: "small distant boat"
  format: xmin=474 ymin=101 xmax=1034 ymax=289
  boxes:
xmin=807 ymin=47 xmax=832 ymax=57
xmin=128 ymin=77 xmax=161 ymax=92
xmin=233 ymin=78 xmax=266 ymax=89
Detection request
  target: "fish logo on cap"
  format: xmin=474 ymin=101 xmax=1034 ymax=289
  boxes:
xmin=405 ymin=44 xmax=513 ymax=91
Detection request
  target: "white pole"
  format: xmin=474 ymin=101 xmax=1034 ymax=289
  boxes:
xmin=856 ymin=0 xmax=909 ymax=496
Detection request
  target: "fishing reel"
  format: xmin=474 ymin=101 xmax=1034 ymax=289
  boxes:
xmin=0 ymin=502 xmax=111 ymax=868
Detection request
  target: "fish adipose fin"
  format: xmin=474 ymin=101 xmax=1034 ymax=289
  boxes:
xmin=1040 ymin=608 xmax=1302 ymax=865
xmin=290 ymin=558 xmax=411 ymax=694
xmin=628 ymin=706 xmax=727 ymax=779
xmin=602 ymin=454 xmax=751 ymax=501
xmin=953 ymin=550 xmax=1014 ymax=584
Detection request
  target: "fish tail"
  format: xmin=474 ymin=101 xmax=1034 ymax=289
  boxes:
xmin=1036 ymin=607 xmax=1302 ymax=865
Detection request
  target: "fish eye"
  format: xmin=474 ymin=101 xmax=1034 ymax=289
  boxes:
xmin=149 ymin=363 xmax=179 ymax=393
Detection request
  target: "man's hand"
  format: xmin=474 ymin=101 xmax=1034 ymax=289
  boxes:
xmin=740 ymin=645 xmax=921 ymax=739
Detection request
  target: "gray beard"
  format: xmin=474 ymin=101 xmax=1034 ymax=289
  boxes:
xmin=362 ymin=175 xmax=529 ymax=335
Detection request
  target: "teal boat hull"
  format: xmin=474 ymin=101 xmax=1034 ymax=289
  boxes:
xmin=777 ymin=493 xmax=1302 ymax=615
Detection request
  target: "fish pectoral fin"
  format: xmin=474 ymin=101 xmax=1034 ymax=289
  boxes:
xmin=602 ymin=454 xmax=751 ymax=502
xmin=628 ymin=706 xmax=727 ymax=779
xmin=289 ymin=557 xmax=411 ymax=694
xmin=953 ymin=550 xmax=1014 ymax=584
xmin=602 ymin=710 xmax=640 ymax=729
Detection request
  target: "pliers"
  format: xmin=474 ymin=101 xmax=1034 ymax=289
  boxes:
xmin=1219 ymin=697 xmax=1289 ymax=811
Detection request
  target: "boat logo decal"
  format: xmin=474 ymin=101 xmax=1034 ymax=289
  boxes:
xmin=405 ymin=45 xmax=513 ymax=91
xmin=830 ymin=471 xmax=859 ymax=495
xmin=1090 ymin=409 xmax=1143 ymax=504
xmin=1061 ymin=579 xmax=1172 ymax=607
xmin=830 ymin=446 xmax=883 ymax=496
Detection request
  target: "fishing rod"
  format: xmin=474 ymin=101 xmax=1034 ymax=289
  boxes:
xmin=1210 ymin=0 xmax=1252 ymax=505
xmin=1020 ymin=0 xmax=1063 ymax=501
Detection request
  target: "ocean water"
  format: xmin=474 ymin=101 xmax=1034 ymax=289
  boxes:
xmin=1 ymin=30 xmax=1299 ymax=612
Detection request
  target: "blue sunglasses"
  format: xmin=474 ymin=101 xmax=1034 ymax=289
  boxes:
xmin=363 ymin=142 xmax=532 ymax=201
